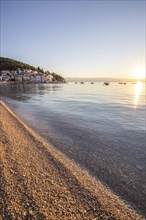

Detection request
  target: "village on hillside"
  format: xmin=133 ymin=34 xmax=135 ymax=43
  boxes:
xmin=0 ymin=68 xmax=66 ymax=83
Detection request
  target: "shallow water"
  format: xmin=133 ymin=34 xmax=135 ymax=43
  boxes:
xmin=0 ymin=82 xmax=146 ymax=216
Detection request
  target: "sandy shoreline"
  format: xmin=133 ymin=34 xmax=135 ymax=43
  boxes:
xmin=0 ymin=101 xmax=144 ymax=219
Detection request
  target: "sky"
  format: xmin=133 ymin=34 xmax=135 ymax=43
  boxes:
xmin=0 ymin=0 xmax=145 ymax=79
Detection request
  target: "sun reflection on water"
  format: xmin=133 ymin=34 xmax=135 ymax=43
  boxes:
xmin=134 ymin=82 xmax=143 ymax=107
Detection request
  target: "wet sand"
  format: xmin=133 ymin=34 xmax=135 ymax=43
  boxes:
xmin=0 ymin=101 xmax=144 ymax=219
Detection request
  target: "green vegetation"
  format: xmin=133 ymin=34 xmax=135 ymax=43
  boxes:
xmin=37 ymin=66 xmax=44 ymax=73
xmin=0 ymin=57 xmax=37 ymax=71
xmin=51 ymin=72 xmax=65 ymax=82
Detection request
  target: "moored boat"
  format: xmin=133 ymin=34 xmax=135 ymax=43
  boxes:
xmin=119 ymin=82 xmax=126 ymax=85
xmin=104 ymin=81 xmax=109 ymax=85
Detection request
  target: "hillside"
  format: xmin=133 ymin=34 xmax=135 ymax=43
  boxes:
xmin=0 ymin=57 xmax=38 ymax=72
xmin=0 ymin=57 xmax=65 ymax=82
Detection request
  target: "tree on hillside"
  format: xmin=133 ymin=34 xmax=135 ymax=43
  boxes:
xmin=0 ymin=57 xmax=37 ymax=71
xmin=51 ymin=72 xmax=65 ymax=82
xmin=37 ymin=66 xmax=41 ymax=72
xmin=37 ymin=66 xmax=44 ymax=73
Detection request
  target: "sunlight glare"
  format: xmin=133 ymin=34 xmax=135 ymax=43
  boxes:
xmin=134 ymin=82 xmax=143 ymax=106
xmin=133 ymin=66 xmax=145 ymax=79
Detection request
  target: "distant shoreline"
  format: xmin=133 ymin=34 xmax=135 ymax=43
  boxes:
xmin=66 ymin=77 xmax=145 ymax=83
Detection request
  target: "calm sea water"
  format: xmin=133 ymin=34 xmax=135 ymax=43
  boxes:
xmin=0 ymin=82 xmax=146 ymax=216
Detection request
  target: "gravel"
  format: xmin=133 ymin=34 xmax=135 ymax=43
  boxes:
xmin=0 ymin=101 xmax=144 ymax=220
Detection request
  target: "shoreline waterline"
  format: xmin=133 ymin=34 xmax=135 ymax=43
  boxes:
xmin=0 ymin=100 xmax=144 ymax=219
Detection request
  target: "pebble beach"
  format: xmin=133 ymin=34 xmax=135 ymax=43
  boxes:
xmin=0 ymin=101 xmax=144 ymax=220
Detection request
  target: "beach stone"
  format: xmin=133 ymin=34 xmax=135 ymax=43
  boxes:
xmin=23 ymin=211 xmax=27 ymax=216
xmin=28 ymin=207 xmax=33 ymax=215
xmin=29 ymin=210 xmax=33 ymax=215
xmin=135 ymin=165 xmax=142 ymax=171
xmin=0 ymin=102 xmax=144 ymax=220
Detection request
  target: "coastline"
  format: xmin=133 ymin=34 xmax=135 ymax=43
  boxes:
xmin=0 ymin=100 xmax=144 ymax=219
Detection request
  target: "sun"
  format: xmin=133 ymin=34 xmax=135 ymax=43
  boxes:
xmin=133 ymin=66 xmax=145 ymax=79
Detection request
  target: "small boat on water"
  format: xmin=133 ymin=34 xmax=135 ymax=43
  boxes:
xmin=119 ymin=82 xmax=126 ymax=85
xmin=80 ymin=82 xmax=84 ymax=84
xmin=91 ymin=82 xmax=94 ymax=84
xmin=104 ymin=81 xmax=109 ymax=86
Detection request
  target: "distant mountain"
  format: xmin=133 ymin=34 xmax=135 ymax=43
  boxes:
xmin=0 ymin=57 xmax=38 ymax=72
xmin=66 ymin=77 xmax=139 ymax=83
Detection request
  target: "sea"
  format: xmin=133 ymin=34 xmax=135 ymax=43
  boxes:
xmin=0 ymin=82 xmax=146 ymax=216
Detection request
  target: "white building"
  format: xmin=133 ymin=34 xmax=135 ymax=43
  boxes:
xmin=44 ymin=74 xmax=53 ymax=82
xmin=0 ymin=70 xmax=11 ymax=75
xmin=17 ymin=68 xmax=22 ymax=74
xmin=1 ymin=75 xmax=11 ymax=81
xmin=30 ymin=74 xmax=44 ymax=83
